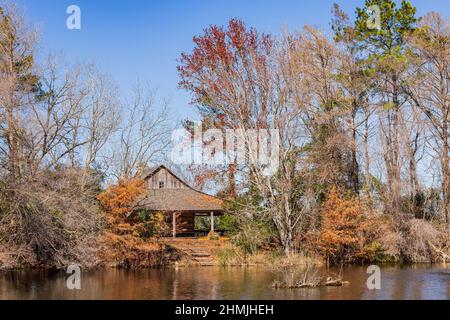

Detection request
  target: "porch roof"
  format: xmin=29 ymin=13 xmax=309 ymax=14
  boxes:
xmin=140 ymin=188 xmax=224 ymax=213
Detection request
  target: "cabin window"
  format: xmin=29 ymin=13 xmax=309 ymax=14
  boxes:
xmin=159 ymin=181 xmax=165 ymax=189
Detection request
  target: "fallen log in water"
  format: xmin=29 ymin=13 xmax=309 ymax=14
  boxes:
xmin=271 ymin=280 xmax=321 ymax=289
xmin=271 ymin=276 xmax=349 ymax=289
xmin=325 ymin=277 xmax=350 ymax=287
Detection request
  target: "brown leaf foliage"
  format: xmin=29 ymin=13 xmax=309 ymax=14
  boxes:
xmin=318 ymin=188 xmax=377 ymax=264
xmin=97 ymin=178 xmax=148 ymax=224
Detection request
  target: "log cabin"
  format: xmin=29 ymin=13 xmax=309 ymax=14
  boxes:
xmin=140 ymin=165 xmax=223 ymax=237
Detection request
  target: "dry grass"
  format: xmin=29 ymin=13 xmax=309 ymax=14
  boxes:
xmin=215 ymin=243 xmax=323 ymax=267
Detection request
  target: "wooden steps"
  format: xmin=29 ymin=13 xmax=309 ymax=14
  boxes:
xmin=164 ymin=238 xmax=225 ymax=266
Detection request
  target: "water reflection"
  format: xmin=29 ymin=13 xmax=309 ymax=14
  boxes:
xmin=0 ymin=264 xmax=449 ymax=300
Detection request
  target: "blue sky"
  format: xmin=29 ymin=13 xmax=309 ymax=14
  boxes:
xmin=18 ymin=0 xmax=450 ymax=122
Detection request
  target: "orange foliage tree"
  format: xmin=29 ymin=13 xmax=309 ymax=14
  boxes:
xmin=318 ymin=188 xmax=368 ymax=265
xmin=97 ymin=178 xmax=148 ymax=223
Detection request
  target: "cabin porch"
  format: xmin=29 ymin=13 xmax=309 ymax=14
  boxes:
xmin=166 ymin=210 xmax=223 ymax=238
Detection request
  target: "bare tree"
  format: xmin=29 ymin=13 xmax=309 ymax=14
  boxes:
xmin=19 ymin=57 xmax=121 ymax=176
xmin=82 ymin=65 xmax=120 ymax=169
xmin=406 ymin=12 xmax=450 ymax=236
xmin=286 ymin=26 xmax=355 ymax=192
xmin=23 ymin=57 xmax=86 ymax=173
xmin=0 ymin=2 xmax=38 ymax=182
xmin=399 ymin=103 xmax=426 ymax=215
xmin=112 ymin=84 xmax=172 ymax=179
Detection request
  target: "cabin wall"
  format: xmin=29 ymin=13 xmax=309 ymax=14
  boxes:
xmin=146 ymin=168 xmax=187 ymax=190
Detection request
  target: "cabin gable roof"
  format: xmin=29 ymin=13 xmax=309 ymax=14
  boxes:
xmin=141 ymin=165 xmax=190 ymax=189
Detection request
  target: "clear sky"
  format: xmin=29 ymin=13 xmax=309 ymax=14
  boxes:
xmin=18 ymin=0 xmax=450 ymax=122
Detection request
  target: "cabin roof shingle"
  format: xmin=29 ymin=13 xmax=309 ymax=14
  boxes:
xmin=140 ymin=188 xmax=223 ymax=212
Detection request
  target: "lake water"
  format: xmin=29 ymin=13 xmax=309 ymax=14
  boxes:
xmin=1 ymin=264 xmax=449 ymax=300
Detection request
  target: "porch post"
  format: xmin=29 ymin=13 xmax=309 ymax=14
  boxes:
xmin=210 ymin=211 xmax=214 ymax=233
xmin=172 ymin=212 xmax=176 ymax=238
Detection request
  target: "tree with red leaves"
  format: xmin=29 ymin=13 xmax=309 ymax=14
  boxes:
xmin=178 ymin=19 xmax=307 ymax=256
xmin=177 ymin=19 xmax=274 ymax=199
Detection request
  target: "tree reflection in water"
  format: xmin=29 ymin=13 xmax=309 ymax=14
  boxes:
xmin=0 ymin=265 xmax=449 ymax=300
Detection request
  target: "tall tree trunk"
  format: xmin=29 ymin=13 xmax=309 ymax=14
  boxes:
xmin=228 ymin=163 xmax=236 ymax=200
xmin=350 ymin=107 xmax=359 ymax=195
xmin=6 ymin=96 xmax=17 ymax=182
xmin=442 ymin=124 xmax=450 ymax=239
xmin=406 ymin=131 xmax=419 ymax=216
xmin=385 ymin=77 xmax=402 ymax=216
xmin=363 ymin=107 xmax=372 ymax=205
xmin=6 ymin=37 xmax=19 ymax=183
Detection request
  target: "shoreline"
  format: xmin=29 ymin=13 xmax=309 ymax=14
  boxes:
xmin=2 ymin=254 xmax=445 ymax=273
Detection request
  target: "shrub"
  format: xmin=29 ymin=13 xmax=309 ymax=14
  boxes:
xmin=97 ymin=178 xmax=147 ymax=222
xmin=360 ymin=241 xmax=389 ymax=263
xmin=318 ymin=188 xmax=368 ymax=265
xmin=400 ymin=219 xmax=442 ymax=263
xmin=0 ymin=168 xmax=103 ymax=269
xmin=146 ymin=211 xmax=170 ymax=239
xmin=97 ymin=179 xmax=171 ymax=240
xmin=232 ymin=218 xmax=276 ymax=255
